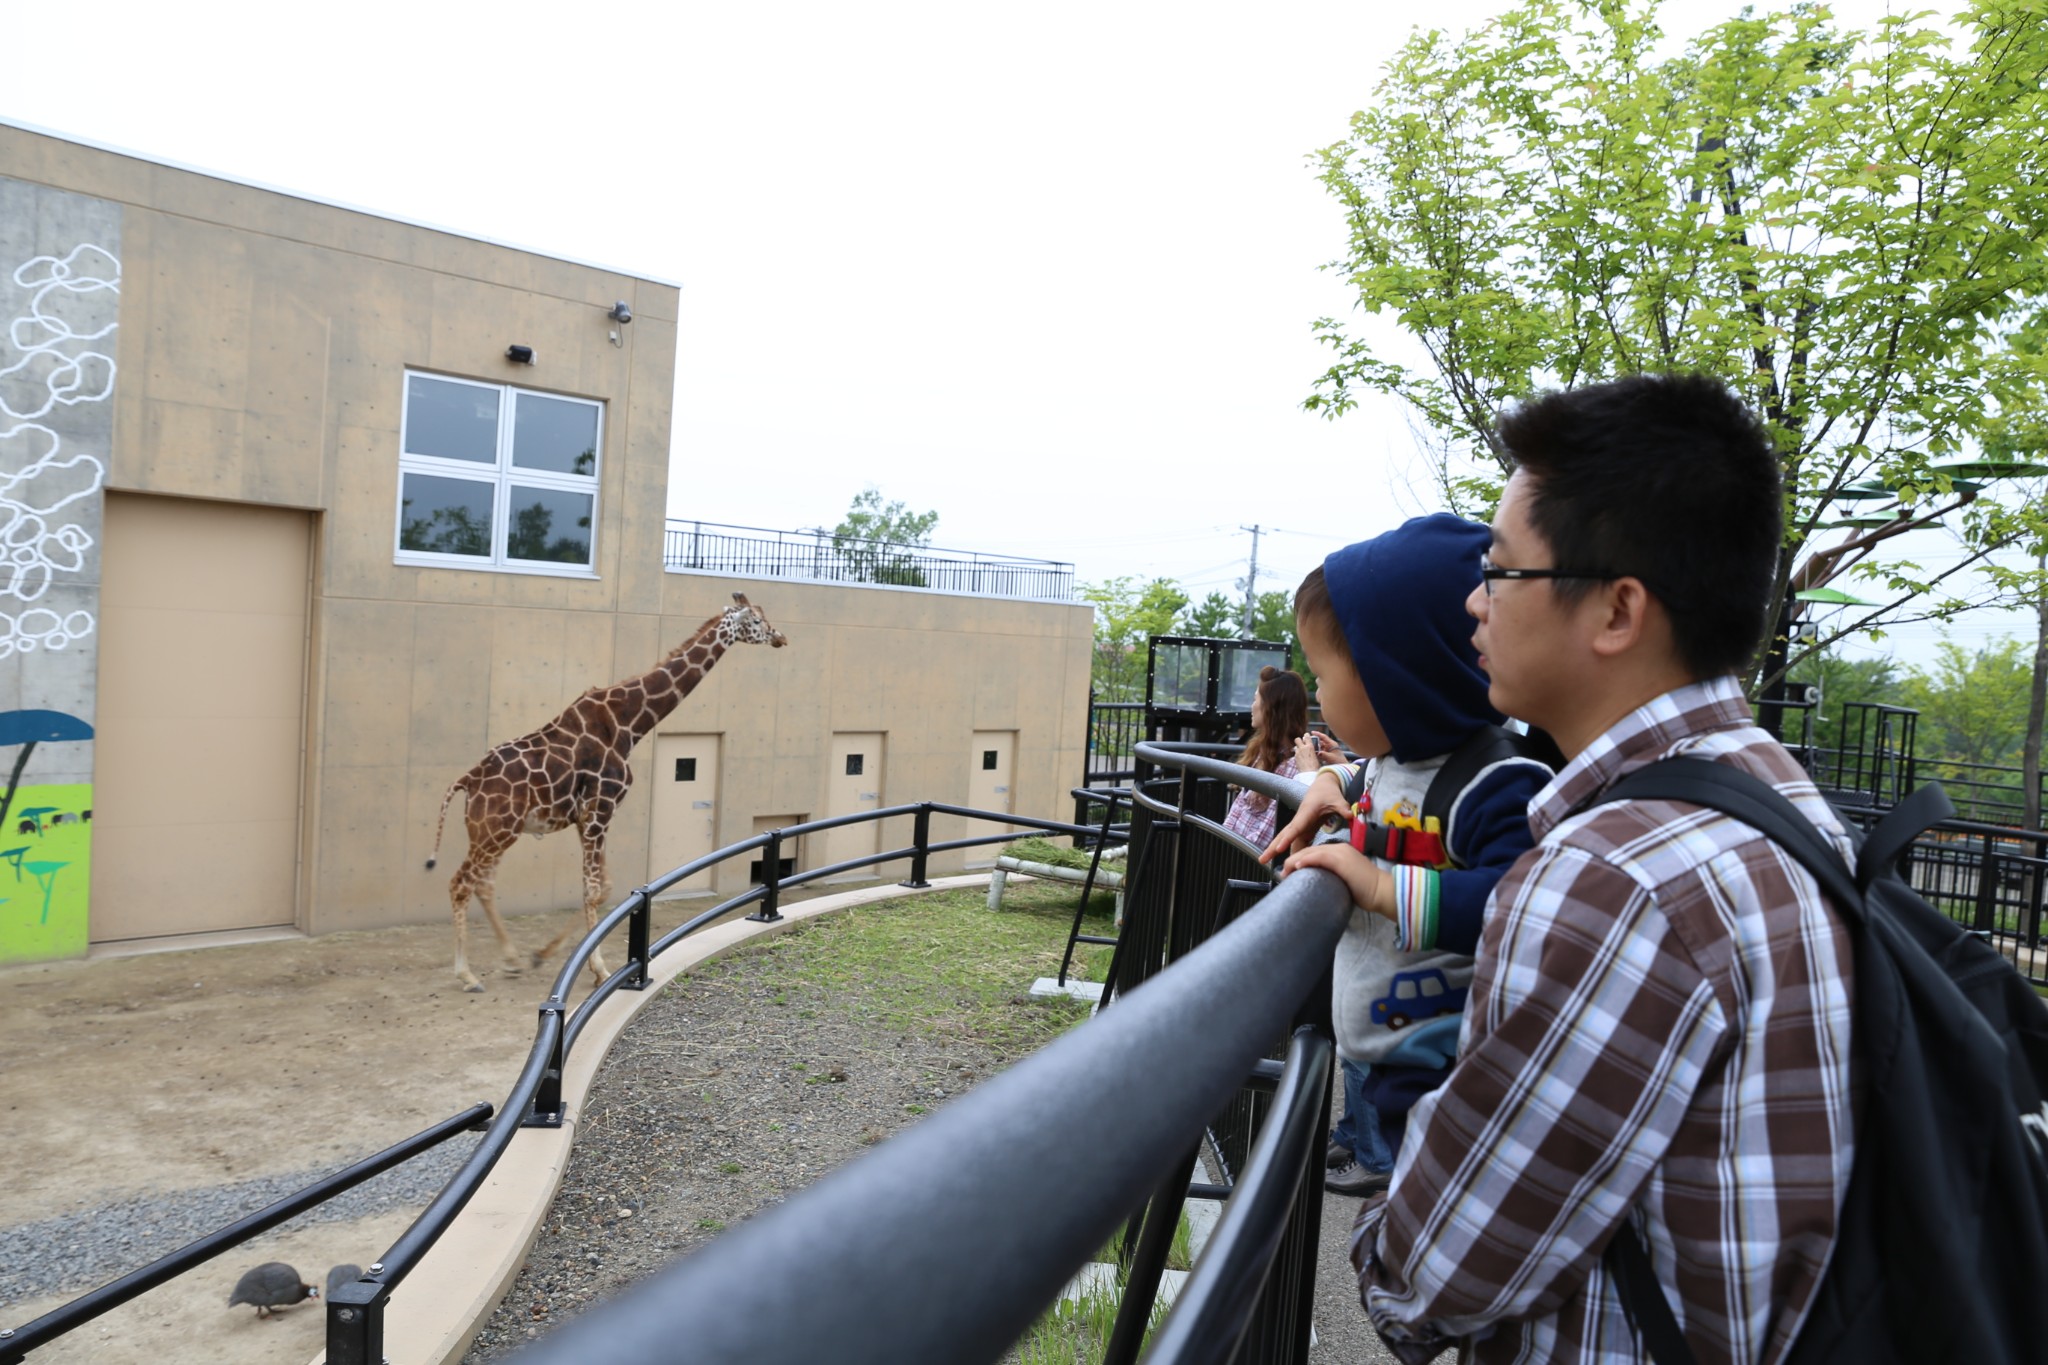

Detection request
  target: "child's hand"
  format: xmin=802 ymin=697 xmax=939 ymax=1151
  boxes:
xmin=1262 ymin=768 xmax=1348 ymax=865
xmin=1283 ymin=842 xmax=1394 ymax=921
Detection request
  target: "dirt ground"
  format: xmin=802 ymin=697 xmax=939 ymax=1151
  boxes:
xmin=0 ymin=897 xmax=780 ymax=1365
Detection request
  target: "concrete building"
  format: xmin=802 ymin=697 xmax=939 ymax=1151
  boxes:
xmin=0 ymin=118 xmax=1092 ymax=966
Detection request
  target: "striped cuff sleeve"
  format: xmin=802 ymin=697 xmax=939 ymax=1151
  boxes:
xmin=1389 ymin=865 xmax=1440 ymax=952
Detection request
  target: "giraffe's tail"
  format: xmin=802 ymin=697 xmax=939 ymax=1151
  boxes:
xmin=427 ymin=779 xmax=469 ymax=871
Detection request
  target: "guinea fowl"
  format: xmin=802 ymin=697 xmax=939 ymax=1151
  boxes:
xmin=227 ymin=1262 xmax=318 ymax=1318
xmin=327 ymin=1263 xmax=363 ymax=1298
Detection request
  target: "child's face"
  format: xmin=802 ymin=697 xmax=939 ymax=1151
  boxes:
xmin=1296 ymin=615 xmax=1390 ymax=759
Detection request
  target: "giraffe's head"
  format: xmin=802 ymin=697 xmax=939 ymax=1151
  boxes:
xmin=721 ymin=592 xmax=788 ymax=648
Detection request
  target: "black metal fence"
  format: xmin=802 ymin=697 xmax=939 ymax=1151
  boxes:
xmin=662 ymin=519 xmax=1075 ymax=601
xmin=7 ymin=755 xmax=1346 ymax=1365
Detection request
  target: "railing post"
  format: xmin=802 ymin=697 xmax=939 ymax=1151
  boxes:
xmin=901 ymin=803 xmax=933 ymax=888
xmin=325 ymin=1278 xmax=388 ymax=1365
xmin=622 ymin=890 xmax=652 ymax=991
xmin=748 ymin=832 xmax=785 ymax=923
xmin=523 ymin=1002 xmax=567 ymax=1128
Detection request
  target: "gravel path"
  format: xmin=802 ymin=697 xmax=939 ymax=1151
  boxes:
xmin=462 ymin=910 xmax=1401 ymax=1363
xmin=463 ymin=940 xmax=1026 ymax=1360
xmin=0 ymin=1136 xmax=482 ymax=1306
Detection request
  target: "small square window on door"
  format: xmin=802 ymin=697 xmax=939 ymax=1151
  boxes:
xmin=983 ymin=750 xmax=998 ymax=770
xmin=674 ymin=757 xmax=697 ymax=781
xmin=845 ymin=753 xmax=864 ymax=776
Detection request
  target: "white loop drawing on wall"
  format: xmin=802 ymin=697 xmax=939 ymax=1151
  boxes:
xmin=0 ymin=241 xmax=117 ymax=658
xmin=0 ymin=608 xmax=96 ymax=659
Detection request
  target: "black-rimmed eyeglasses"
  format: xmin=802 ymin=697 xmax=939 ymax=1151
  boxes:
xmin=1478 ymin=554 xmax=1620 ymax=597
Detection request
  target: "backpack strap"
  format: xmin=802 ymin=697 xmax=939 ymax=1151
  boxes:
xmin=1608 ymin=1223 xmax=1698 ymax=1365
xmin=1852 ymin=783 xmax=1955 ymax=893
xmin=1415 ymin=723 xmax=1564 ymax=862
xmin=1599 ymin=757 xmax=1862 ymax=913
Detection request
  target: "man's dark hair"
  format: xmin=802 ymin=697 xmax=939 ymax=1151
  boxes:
xmin=1497 ymin=373 xmax=1783 ymax=679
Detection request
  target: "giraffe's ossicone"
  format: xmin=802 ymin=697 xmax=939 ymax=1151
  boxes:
xmin=426 ymin=593 xmax=788 ymax=992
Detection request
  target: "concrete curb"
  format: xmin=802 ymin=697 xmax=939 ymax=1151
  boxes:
xmin=306 ymin=873 xmax=994 ymax=1365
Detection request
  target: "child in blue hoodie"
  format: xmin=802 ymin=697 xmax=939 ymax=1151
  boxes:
xmin=1264 ymin=515 xmax=1553 ymax=1197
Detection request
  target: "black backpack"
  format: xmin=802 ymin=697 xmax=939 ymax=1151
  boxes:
xmin=1593 ymin=758 xmax=2048 ymax=1365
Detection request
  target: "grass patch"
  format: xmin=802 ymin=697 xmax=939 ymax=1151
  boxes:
xmin=1015 ymin=1264 xmax=1172 ymax=1364
xmin=1010 ymin=1208 xmax=1194 ymax=1362
xmin=1004 ymin=836 xmax=1109 ymax=872
xmin=695 ymin=878 xmax=1117 ymax=1059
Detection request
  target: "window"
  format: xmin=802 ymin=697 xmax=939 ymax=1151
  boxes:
xmin=674 ymin=757 xmax=697 ymax=782
xmin=845 ymin=753 xmax=864 ymax=776
xmin=396 ymin=373 xmax=602 ymax=575
xmin=982 ymin=750 xmax=999 ymax=770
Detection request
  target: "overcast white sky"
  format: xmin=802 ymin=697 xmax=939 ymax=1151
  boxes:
xmin=5 ymin=0 xmax=2034 ymax=670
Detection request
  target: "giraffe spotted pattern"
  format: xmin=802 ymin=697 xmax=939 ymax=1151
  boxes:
xmin=427 ymin=592 xmax=788 ymax=992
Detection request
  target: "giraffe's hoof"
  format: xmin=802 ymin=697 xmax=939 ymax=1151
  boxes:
xmin=499 ymin=961 xmax=524 ymax=977
xmin=462 ymin=980 xmax=485 ymax=994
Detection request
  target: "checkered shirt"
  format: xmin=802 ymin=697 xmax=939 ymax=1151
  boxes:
xmin=1351 ymin=675 xmax=1856 ymax=1365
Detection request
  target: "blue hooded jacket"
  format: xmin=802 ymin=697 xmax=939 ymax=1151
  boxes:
xmin=1322 ymin=513 xmax=1501 ymax=764
xmin=1319 ymin=515 xmax=1553 ymax=1078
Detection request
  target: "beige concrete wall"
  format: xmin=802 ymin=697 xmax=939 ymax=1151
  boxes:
xmin=5 ymin=122 xmax=1093 ymax=939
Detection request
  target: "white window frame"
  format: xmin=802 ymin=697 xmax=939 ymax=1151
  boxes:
xmin=394 ymin=371 xmax=604 ymax=577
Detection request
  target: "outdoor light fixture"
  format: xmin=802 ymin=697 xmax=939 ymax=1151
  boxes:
xmin=506 ymin=344 xmax=535 ymax=365
xmin=607 ymin=301 xmax=632 ymax=325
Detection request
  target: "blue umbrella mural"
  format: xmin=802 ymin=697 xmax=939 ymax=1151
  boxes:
xmin=0 ymin=710 xmax=95 ymax=837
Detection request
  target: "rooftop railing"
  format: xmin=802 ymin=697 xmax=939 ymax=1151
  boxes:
xmin=663 ymin=519 xmax=1075 ymax=602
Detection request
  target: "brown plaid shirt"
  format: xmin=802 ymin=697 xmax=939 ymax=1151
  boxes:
xmin=1351 ymin=677 xmax=1856 ymax=1364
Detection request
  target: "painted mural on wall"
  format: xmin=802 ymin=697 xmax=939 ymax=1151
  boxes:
xmin=0 ymin=178 xmax=118 ymax=964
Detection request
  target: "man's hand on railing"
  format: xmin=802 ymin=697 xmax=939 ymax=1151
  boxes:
xmin=1261 ymin=768 xmax=1349 ymax=866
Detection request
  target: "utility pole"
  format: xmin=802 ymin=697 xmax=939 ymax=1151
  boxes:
xmin=1237 ymin=524 xmax=1263 ymax=638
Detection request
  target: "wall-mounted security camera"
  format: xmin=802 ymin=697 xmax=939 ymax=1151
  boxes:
xmin=506 ymin=344 xmax=536 ymax=365
xmin=607 ymin=301 xmax=632 ymax=325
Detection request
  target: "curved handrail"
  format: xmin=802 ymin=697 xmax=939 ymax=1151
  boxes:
xmin=505 ymin=835 xmax=1352 ymax=1364
xmin=0 ymin=1104 xmax=491 ymax=1362
xmin=324 ymin=798 xmax=1122 ymax=1361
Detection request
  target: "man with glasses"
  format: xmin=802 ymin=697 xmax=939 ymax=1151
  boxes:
xmin=1348 ymin=374 xmax=1855 ymax=1364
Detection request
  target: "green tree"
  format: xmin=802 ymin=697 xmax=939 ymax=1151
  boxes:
xmin=1900 ymin=636 xmax=2034 ymax=772
xmin=1080 ymin=576 xmax=1189 ymax=703
xmin=832 ymin=487 xmax=940 ymax=586
xmin=1181 ymin=591 xmax=1238 ymax=637
xmin=1310 ymin=0 xmax=2048 ymax=693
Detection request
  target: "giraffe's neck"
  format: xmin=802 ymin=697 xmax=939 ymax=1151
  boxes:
xmin=627 ymin=616 xmax=730 ymax=741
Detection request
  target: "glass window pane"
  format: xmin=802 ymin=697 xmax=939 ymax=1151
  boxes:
xmin=512 ymin=393 xmax=600 ymax=476
xmin=1153 ymin=642 xmax=1208 ymax=710
xmin=405 ymin=376 xmax=499 ymax=464
xmin=399 ymin=474 xmax=494 ymax=556
xmin=505 ymin=485 xmax=594 ymax=565
xmin=1220 ymin=647 xmax=1288 ymax=713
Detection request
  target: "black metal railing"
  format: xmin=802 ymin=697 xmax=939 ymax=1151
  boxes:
xmin=0 ymin=1107 xmax=491 ymax=1364
xmin=2 ymin=798 xmax=1125 ymax=1363
xmin=1085 ymin=697 xmax=1146 ymax=786
xmin=662 ymin=519 xmax=1074 ymax=601
xmin=506 ymin=743 xmax=1341 ymax=1365
xmin=14 ymin=744 xmax=1351 ymax=1364
xmin=1838 ymin=803 xmax=2048 ymax=987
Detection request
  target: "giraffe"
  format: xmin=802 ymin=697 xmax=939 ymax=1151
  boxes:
xmin=426 ymin=592 xmax=788 ymax=992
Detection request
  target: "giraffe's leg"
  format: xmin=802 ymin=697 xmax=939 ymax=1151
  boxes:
xmin=449 ymin=860 xmax=486 ymax=994
xmin=532 ymin=820 xmax=612 ymax=984
xmin=450 ymin=838 xmax=517 ymax=993
xmin=475 ymin=877 xmax=522 ymax=977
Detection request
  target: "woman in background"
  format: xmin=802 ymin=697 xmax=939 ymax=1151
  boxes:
xmin=1222 ymin=665 xmax=1327 ymax=849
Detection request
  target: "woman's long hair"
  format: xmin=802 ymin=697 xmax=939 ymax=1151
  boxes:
xmin=1238 ymin=665 xmax=1309 ymax=773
